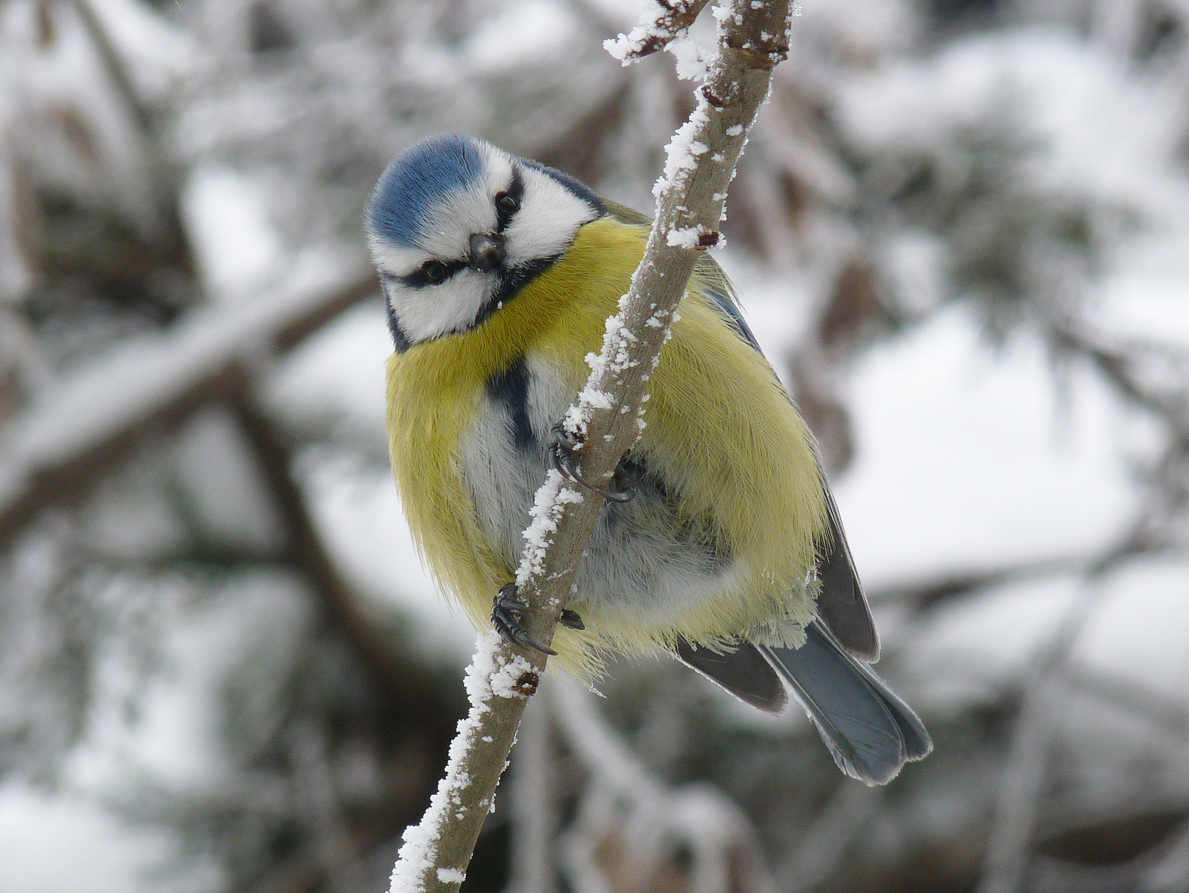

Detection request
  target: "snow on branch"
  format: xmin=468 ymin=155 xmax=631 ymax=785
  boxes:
xmin=0 ymin=253 xmax=374 ymax=550
xmin=604 ymin=0 xmax=713 ymax=63
xmin=385 ymin=0 xmax=796 ymax=890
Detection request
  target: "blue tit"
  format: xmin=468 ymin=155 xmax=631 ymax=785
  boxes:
xmin=364 ymin=134 xmax=931 ymax=785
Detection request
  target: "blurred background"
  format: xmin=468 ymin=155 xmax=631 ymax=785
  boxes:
xmin=2 ymin=0 xmax=1189 ymax=890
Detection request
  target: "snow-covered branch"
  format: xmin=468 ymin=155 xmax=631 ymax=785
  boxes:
xmin=385 ymin=1 xmax=796 ymax=890
xmin=0 ymin=253 xmax=374 ymax=550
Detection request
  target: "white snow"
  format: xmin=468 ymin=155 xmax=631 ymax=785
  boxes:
xmin=1089 ymin=212 xmax=1189 ymax=348
xmin=516 ymin=471 xmax=585 ymax=584
xmin=264 ymin=302 xmax=392 ymax=439
xmin=835 ymin=30 xmax=1182 ymax=215
xmin=181 ymin=165 xmax=284 ymax=303
xmin=70 ymin=572 xmax=314 ymax=791
xmin=463 ymin=0 xmax=578 ymax=71
xmin=656 ymin=112 xmax=711 ymax=197
xmin=6 ymin=0 xmax=1189 ymax=884
xmin=667 ymin=225 xmax=705 ymax=249
xmin=1072 ymin=554 xmax=1189 ymax=703
xmin=301 ymin=455 xmax=476 ymax=663
xmin=901 ymin=572 xmax=1086 ymax=708
xmin=0 ymin=785 xmax=219 ymax=893
xmin=898 ymin=551 xmax=1189 ymax=744
xmin=832 ymin=304 xmax=1162 ymax=587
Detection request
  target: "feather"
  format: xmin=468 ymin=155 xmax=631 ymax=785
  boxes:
xmin=760 ymin=620 xmax=931 ymax=785
xmin=675 ymin=641 xmax=789 ymax=714
xmin=814 ymin=485 xmax=879 ymax=661
xmin=681 ymin=248 xmax=880 ymax=661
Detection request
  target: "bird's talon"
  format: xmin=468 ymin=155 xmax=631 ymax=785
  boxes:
xmin=559 ymin=609 xmax=585 ymax=630
xmin=492 ymin=584 xmax=557 ymax=656
xmin=548 ymin=423 xmax=587 ymax=484
xmin=549 ymin=423 xmax=637 ymax=503
xmin=607 ymin=459 xmax=639 ymax=503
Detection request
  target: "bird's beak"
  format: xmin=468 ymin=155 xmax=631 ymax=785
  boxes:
xmin=468 ymin=232 xmax=507 ymax=273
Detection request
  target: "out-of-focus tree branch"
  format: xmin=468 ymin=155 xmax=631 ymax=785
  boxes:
xmin=550 ymin=678 xmax=777 ymax=893
xmin=233 ymin=393 xmax=433 ymax=701
xmin=0 ymin=255 xmax=374 ymax=551
xmin=975 ymin=577 xmax=1115 ymax=893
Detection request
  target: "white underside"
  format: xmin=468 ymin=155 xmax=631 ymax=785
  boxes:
xmin=458 ymin=354 xmax=739 ymax=633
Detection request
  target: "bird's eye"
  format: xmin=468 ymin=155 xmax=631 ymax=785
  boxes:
xmin=422 ymin=260 xmax=449 ymax=283
xmin=496 ymin=192 xmax=520 ymax=216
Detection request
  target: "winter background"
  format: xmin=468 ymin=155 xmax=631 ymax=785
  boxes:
xmin=1 ymin=0 xmax=1188 ymax=891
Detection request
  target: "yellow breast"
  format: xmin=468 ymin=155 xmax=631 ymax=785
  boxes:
xmin=385 ymin=214 xmax=827 ymax=673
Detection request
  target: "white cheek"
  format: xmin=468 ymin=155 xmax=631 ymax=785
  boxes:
xmin=368 ymin=236 xmax=425 ymax=276
xmin=505 ymin=175 xmax=598 ymax=266
xmin=388 ymin=272 xmax=493 ymax=343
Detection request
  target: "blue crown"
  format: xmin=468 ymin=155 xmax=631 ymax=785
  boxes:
xmin=366 ymin=134 xmax=485 ymax=247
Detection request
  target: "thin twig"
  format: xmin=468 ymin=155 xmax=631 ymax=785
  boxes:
xmin=604 ymin=0 xmax=714 ymax=61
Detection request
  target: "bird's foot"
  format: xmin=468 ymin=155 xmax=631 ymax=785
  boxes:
xmin=559 ymin=608 xmax=585 ymax=630
xmin=549 ymin=423 xmax=637 ymax=503
xmin=492 ymin=584 xmax=557 ymax=655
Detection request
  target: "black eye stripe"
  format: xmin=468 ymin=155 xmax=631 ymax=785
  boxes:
xmin=399 ymin=259 xmax=468 ymax=289
xmin=495 ymin=166 xmax=524 ymax=233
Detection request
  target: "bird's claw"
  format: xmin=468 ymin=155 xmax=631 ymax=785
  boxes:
xmin=559 ymin=608 xmax=585 ymax=630
xmin=549 ymin=423 xmax=637 ymax=503
xmin=492 ymin=584 xmax=557 ymax=656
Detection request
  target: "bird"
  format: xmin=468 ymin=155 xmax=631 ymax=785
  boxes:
xmin=364 ymin=133 xmax=931 ymax=785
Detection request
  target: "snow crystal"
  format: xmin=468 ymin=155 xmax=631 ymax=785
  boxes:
xmin=490 ymin=651 xmax=534 ymax=700
xmin=436 ymin=867 xmax=466 ymax=885
xmin=517 ymin=472 xmax=585 ymax=583
xmin=665 ymin=34 xmax=710 ymax=82
xmin=604 ymin=25 xmax=651 ymax=64
xmin=666 ymin=226 xmax=704 ymax=249
xmin=581 ymin=388 xmax=614 ymax=411
xmin=655 ymin=111 xmax=711 ymax=197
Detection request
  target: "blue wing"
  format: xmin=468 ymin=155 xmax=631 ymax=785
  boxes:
xmin=704 ymin=283 xmax=763 ymax=352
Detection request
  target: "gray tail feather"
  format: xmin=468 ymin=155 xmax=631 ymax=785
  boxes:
xmin=676 ymin=640 xmax=789 ymax=714
xmin=760 ymin=620 xmax=932 ymax=785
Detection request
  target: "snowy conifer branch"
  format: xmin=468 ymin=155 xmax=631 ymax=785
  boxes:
xmin=385 ymin=1 xmax=795 ymax=890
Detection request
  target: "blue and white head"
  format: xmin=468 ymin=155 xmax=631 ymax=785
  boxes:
xmin=365 ymin=135 xmax=604 ymax=351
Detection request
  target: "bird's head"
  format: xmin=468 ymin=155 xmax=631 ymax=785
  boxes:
xmin=365 ymin=134 xmax=603 ymax=350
